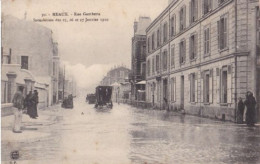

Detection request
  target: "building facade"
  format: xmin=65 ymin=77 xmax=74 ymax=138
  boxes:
xmin=130 ymin=17 xmax=151 ymax=101
xmin=146 ymin=0 xmax=260 ymax=122
xmin=100 ymin=66 xmax=131 ymax=103
xmin=1 ymin=14 xmax=60 ymax=110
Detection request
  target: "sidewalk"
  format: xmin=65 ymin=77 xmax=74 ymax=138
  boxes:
xmin=2 ymin=105 xmax=60 ymax=143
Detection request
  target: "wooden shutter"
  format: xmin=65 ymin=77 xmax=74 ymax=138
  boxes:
xmin=188 ymin=73 xmax=191 ymax=102
xmin=195 ymin=34 xmax=198 ymax=58
xmin=184 ymin=6 xmax=186 ymax=29
xmin=184 ymin=40 xmax=186 ymax=62
xmin=224 ymin=17 xmax=228 ymax=48
xmin=227 ymin=65 xmax=232 ymax=103
xmin=201 ymin=71 xmax=204 ymax=103
xmin=174 ymin=77 xmax=176 ymax=101
xmin=217 ymin=20 xmax=221 ymax=50
xmin=195 ymin=73 xmax=198 ymax=102
xmin=209 ymin=69 xmax=213 ymax=103
xmin=189 ymin=1 xmax=192 ymax=24
xmin=195 ymin=0 xmax=198 ymax=20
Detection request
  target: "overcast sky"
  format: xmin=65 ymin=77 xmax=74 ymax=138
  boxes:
xmin=2 ymin=0 xmax=168 ymax=90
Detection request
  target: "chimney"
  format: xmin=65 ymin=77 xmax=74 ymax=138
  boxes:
xmin=133 ymin=19 xmax=138 ymax=34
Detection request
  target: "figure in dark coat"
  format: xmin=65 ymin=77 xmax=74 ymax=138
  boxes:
xmin=31 ymin=90 xmax=39 ymax=118
xmin=24 ymin=91 xmax=32 ymax=115
xmin=237 ymin=97 xmax=245 ymax=124
xmin=27 ymin=91 xmax=34 ymax=118
xmin=244 ymin=91 xmax=256 ymax=127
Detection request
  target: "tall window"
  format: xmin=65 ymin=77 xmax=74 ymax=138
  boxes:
xmin=171 ymin=46 xmax=175 ymax=67
xmin=53 ymin=62 xmax=56 ymax=76
xmin=147 ymin=37 xmax=150 ymax=53
xmin=221 ymin=70 xmax=228 ymax=103
xmin=190 ymin=0 xmax=198 ymax=23
xmin=204 ymin=72 xmax=210 ymax=103
xmin=180 ymin=6 xmax=186 ymax=31
xmin=179 ymin=40 xmax=186 ymax=64
xmin=170 ymin=16 xmax=175 ymax=37
xmin=141 ymin=63 xmax=146 ymax=77
xmin=156 ymin=55 xmax=160 ymax=72
xmin=190 ymin=34 xmax=197 ymax=60
xmin=163 ymin=23 xmax=168 ymax=43
xmin=21 ymin=56 xmax=28 ymax=70
xmin=162 ymin=51 xmax=167 ymax=71
xmin=171 ymin=78 xmax=176 ymax=101
xmin=147 ymin=60 xmax=151 ymax=76
xmin=152 ymin=57 xmax=155 ymax=74
xmin=190 ymin=73 xmax=196 ymax=102
xmin=203 ymin=0 xmax=211 ymax=15
xmin=152 ymin=33 xmax=155 ymax=50
xmin=204 ymin=27 xmax=210 ymax=55
xmin=157 ymin=29 xmax=160 ymax=47
xmin=218 ymin=15 xmax=228 ymax=50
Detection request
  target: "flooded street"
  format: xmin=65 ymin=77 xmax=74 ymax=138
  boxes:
xmin=2 ymin=98 xmax=260 ymax=164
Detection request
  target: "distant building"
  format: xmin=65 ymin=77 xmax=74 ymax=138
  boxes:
xmin=100 ymin=66 xmax=131 ymax=103
xmin=130 ymin=17 xmax=151 ymax=101
xmin=146 ymin=0 xmax=260 ymax=122
xmin=1 ymin=14 xmax=59 ymax=110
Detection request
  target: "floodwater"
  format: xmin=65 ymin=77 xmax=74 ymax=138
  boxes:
xmin=2 ymin=98 xmax=260 ymax=164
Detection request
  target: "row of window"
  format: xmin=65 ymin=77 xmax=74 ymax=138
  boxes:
xmin=147 ymin=13 xmax=228 ymax=77
xmin=147 ymin=65 xmax=232 ymax=104
xmin=147 ymin=0 xmax=228 ymax=53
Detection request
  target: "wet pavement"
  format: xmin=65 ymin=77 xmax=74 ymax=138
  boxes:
xmin=2 ymin=98 xmax=260 ymax=164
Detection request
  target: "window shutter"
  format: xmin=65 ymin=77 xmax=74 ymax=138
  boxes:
xmin=189 ymin=1 xmax=192 ymax=24
xmin=189 ymin=73 xmax=191 ymax=102
xmin=195 ymin=73 xmax=198 ymax=102
xmin=184 ymin=6 xmax=186 ymax=29
xmin=174 ymin=77 xmax=176 ymax=101
xmin=195 ymin=34 xmax=198 ymax=58
xmin=217 ymin=68 xmax=221 ymax=103
xmin=195 ymin=0 xmax=198 ymax=20
xmin=217 ymin=21 xmax=220 ymax=50
xmin=224 ymin=17 xmax=228 ymax=48
xmin=227 ymin=65 xmax=232 ymax=103
xmin=209 ymin=0 xmax=212 ymax=10
xmin=202 ymin=0 xmax=205 ymax=15
xmin=184 ymin=40 xmax=186 ymax=62
xmin=209 ymin=69 xmax=213 ymax=103
xmin=201 ymin=72 xmax=204 ymax=103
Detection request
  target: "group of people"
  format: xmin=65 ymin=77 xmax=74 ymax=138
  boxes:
xmin=237 ymin=91 xmax=257 ymax=126
xmin=24 ymin=90 xmax=39 ymax=119
xmin=12 ymin=86 xmax=39 ymax=133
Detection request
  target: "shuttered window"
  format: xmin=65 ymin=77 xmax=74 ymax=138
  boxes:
xmin=204 ymin=27 xmax=210 ymax=55
xmin=190 ymin=0 xmax=198 ymax=23
xmin=170 ymin=15 xmax=175 ymax=37
xmin=171 ymin=46 xmax=175 ymax=67
xmin=157 ymin=29 xmax=160 ymax=47
xmin=156 ymin=55 xmax=160 ymax=73
xmin=162 ymin=51 xmax=167 ymax=71
xmin=171 ymin=77 xmax=176 ymax=102
xmin=179 ymin=40 xmax=186 ymax=64
xmin=190 ymin=34 xmax=197 ymax=60
xmin=218 ymin=15 xmax=228 ymax=50
xmin=180 ymin=6 xmax=186 ymax=31
xmin=163 ymin=23 xmax=168 ymax=43
xmin=203 ymin=0 xmax=212 ymax=15
xmin=190 ymin=73 xmax=196 ymax=102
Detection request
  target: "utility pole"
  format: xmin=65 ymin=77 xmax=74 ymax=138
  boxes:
xmin=63 ymin=64 xmax=65 ymax=100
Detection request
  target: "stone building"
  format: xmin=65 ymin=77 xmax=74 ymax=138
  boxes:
xmin=146 ymin=0 xmax=260 ymax=122
xmin=1 ymin=14 xmax=59 ymax=111
xmin=100 ymin=66 xmax=131 ymax=103
xmin=130 ymin=16 xmax=151 ymax=101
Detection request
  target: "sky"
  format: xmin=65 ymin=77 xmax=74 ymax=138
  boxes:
xmin=1 ymin=0 xmax=168 ymax=90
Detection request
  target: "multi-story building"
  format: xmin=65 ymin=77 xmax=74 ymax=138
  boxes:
xmin=100 ymin=66 xmax=131 ymax=102
xmin=146 ymin=0 xmax=260 ymax=122
xmin=1 ymin=14 xmax=60 ymax=110
xmin=130 ymin=17 xmax=151 ymax=101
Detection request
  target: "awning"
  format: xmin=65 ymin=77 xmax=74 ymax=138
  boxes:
xmin=136 ymin=80 xmax=146 ymax=85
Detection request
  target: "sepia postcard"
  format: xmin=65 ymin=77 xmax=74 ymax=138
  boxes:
xmin=1 ymin=0 xmax=260 ymax=163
